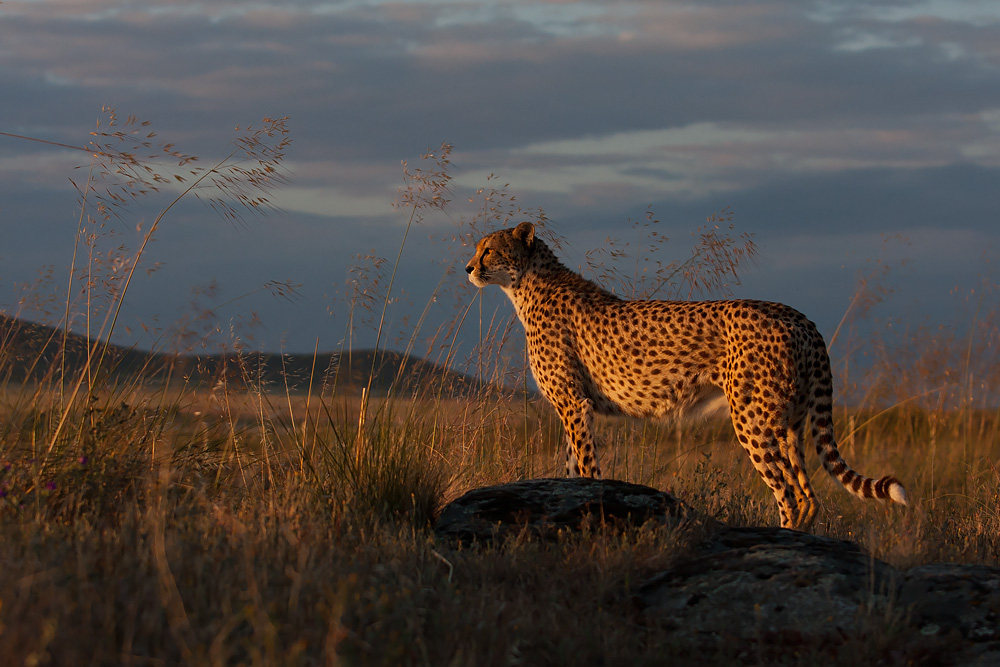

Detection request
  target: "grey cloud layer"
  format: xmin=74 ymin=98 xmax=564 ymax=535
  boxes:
xmin=1 ymin=0 xmax=997 ymax=351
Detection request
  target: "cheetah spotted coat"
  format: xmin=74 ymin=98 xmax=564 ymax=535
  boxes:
xmin=466 ymin=222 xmax=908 ymax=530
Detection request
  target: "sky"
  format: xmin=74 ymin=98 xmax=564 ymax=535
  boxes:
xmin=1 ymin=0 xmax=999 ymax=368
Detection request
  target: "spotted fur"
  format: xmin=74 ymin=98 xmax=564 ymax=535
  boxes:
xmin=466 ymin=222 xmax=908 ymax=530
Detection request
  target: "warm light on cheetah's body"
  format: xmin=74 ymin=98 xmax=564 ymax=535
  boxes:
xmin=466 ymin=222 xmax=908 ymax=530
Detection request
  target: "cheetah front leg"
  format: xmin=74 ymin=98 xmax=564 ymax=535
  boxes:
xmin=554 ymin=397 xmax=602 ymax=478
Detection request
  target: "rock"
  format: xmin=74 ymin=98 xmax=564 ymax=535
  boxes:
xmin=642 ymin=532 xmax=1000 ymax=664
xmin=434 ymin=477 xmax=705 ymax=543
xmin=635 ymin=526 xmax=901 ymax=642
xmin=435 ymin=478 xmax=1000 ymax=665
xmin=899 ymin=564 xmax=1000 ymax=646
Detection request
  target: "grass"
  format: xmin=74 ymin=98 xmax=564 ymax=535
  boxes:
xmin=2 ymin=391 xmax=996 ymax=665
xmin=1 ymin=111 xmax=999 ymax=665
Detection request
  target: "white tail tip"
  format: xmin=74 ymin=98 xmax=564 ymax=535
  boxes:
xmin=889 ymin=483 xmax=909 ymax=506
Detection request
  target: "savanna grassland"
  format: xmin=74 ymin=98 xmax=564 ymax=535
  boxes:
xmin=1 ymin=112 xmax=998 ymax=666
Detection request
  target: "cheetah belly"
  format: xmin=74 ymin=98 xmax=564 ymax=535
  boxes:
xmin=578 ymin=353 xmax=727 ymax=421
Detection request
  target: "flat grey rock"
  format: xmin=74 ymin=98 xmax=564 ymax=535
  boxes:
xmin=899 ymin=563 xmax=1000 ymax=645
xmin=636 ymin=526 xmax=901 ymax=644
xmin=434 ymin=477 xmax=704 ymax=543
xmin=435 ymin=478 xmax=1000 ymax=664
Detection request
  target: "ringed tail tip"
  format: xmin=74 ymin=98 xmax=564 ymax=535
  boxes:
xmin=878 ymin=476 xmax=909 ymax=506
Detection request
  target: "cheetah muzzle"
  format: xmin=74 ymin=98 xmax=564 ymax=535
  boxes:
xmin=465 ymin=221 xmax=908 ymax=531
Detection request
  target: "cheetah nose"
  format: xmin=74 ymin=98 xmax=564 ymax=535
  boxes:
xmin=465 ymin=264 xmax=474 ymax=274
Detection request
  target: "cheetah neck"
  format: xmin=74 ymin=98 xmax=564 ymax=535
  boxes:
xmin=504 ymin=241 xmax=619 ymax=319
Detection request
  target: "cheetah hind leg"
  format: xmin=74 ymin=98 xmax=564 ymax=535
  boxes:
xmin=778 ymin=424 xmax=819 ymax=530
xmin=733 ymin=417 xmax=813 ymax=530
xmin=559 ymin=398 xmax=602 ymax=479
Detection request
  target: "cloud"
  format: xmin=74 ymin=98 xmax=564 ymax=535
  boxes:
xmin=272 ymin=187 xmax=395 ymax=218
xmin=2 ymin=0 xmax=1000 ymax=352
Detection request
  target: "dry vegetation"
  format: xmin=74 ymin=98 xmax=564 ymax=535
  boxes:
xmin=1 ymin=112 xmax=998 ymax=666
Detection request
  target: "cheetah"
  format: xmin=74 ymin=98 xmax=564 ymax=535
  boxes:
xmin=465 ymin=222 xmax=908 ymax=530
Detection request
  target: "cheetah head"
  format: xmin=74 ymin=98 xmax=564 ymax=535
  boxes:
xmin=465 ymin=221 xmax=536 ymax=291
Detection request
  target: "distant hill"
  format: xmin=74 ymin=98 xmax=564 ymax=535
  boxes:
xmin=0 ymin=315 xmax=500 ymax=398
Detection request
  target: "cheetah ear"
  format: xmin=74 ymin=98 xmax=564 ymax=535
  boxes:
xmin=512 ymin=221 xmax=535 ymax=247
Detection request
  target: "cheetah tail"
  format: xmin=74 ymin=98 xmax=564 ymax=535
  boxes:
xmin=812 ymin=413 xmax=909 ymax=506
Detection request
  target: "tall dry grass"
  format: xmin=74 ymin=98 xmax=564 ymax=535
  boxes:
xmin=0 ymin=112 xmax=997 ymax=665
